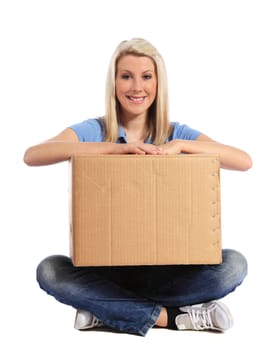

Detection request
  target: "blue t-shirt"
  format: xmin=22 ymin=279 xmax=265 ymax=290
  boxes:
xmin=69 ymin=118 xmax=201 ymax=143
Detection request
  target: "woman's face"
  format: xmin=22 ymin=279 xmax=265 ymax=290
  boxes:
xmin=115 ymin=54 xmax=157 ymax=121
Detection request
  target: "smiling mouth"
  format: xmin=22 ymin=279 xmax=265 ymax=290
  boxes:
xmin=127 ymin=96 xmax=146 ymax=104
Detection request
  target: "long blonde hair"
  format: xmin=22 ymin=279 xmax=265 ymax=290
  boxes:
xmin=103 ymin=38 xmax=172 ymax=144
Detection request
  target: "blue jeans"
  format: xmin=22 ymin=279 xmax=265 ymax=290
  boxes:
xmin=36 ymin=249 xmax=247 ymax=336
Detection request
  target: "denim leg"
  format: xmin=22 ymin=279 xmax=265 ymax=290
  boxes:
xmin=36 ymin=255 xmax=161 ymax=336
xmin=36 ymin=249 xmax=247 ymax=336
xmin=140 ymin=249 xmax=248 ymax=306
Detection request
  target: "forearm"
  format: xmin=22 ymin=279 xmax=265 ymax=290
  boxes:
xmin=23 ymin=141 xmax=125 ymax=166
xmin=176 ymin=139 xmax=252 ymax=171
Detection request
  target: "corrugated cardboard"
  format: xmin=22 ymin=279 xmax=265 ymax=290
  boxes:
xmin=69 ymin=154 xmax=221 ymax=266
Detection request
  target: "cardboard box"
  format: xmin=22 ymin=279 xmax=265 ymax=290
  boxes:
xmin=69 ymin=154 xmax=221 ymax=266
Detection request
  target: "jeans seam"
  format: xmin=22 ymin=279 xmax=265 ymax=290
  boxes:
xmin=139 ymin=304 xmax=162 ymax=336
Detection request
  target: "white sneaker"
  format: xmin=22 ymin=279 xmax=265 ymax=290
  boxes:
xmin=74 ymin=309 xmax=103 ymax=330
xmin=175 ymin=301 xmax=233 ymax=331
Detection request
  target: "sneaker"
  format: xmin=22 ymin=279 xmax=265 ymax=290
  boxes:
xmin=175 ymin=301 xmax=233 ymax=331
xmin=74 ymin=309 xmax=103 ymax=330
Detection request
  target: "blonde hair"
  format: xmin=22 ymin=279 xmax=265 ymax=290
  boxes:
xmin=103 ymin=38 xmax=172 ymax=144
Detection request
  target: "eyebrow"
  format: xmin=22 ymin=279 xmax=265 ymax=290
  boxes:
xmin=118 ymin=69 xmax=155 ymax=74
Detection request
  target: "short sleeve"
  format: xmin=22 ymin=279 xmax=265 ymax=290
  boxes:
xmin=170 ymin=122 xmax=201 ymax=141
xmin=69 ymin=118 xmax=105 ymax=142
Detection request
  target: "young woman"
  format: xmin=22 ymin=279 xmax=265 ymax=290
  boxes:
xmin=24 ymin=38 xmax=252 ymax=336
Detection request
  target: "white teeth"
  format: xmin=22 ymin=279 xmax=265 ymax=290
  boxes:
xmin=128 ymin=96 xmax=144 ymax=102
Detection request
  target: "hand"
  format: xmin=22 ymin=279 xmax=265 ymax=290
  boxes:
xmin=118 ymin=142 xmax=165 ymax=155
xmin=160 ymin=140 xmax=183 ymax=155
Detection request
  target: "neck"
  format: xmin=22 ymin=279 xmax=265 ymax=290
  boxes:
xmin=121 ymin=113 xmax=148 ymax=143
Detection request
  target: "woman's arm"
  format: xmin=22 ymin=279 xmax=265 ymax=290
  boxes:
xmin=161 ymin=134 xmax=253 ymax=171
xmin=23 ymin=128 xmax=163 ymax=166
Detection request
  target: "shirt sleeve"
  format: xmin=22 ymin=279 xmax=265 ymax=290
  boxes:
xmin=170 ymin=122 xmax=201 ymax=141
xmin=69 ymin=118 xmax=105 ymax=142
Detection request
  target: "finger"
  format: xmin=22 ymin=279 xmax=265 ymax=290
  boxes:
xmin=142 ymin=145 xmax=162 ymax=154
xmin=156 ymin=147 xmax=164 ymax=154
xmin=142 ymin=148 xmax=158 ymax=155
xmin=135 ymin=147 xmax=146 ymax=154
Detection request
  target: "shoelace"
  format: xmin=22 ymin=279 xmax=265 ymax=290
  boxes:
xmin=187 ymin=306 xmax=215 ymax=330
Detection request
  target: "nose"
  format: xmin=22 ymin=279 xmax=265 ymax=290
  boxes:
xmin=131 ymin=78 xmax=143 ymax=92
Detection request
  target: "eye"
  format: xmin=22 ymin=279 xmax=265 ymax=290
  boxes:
xmin=121 ymin=74 xmax=131 ymax=80
xmin=143 ymin=74 xmax=152 ymax=80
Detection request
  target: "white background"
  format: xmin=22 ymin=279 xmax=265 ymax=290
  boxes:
xmin=1 ymin=0 xmax=275 ymax=349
